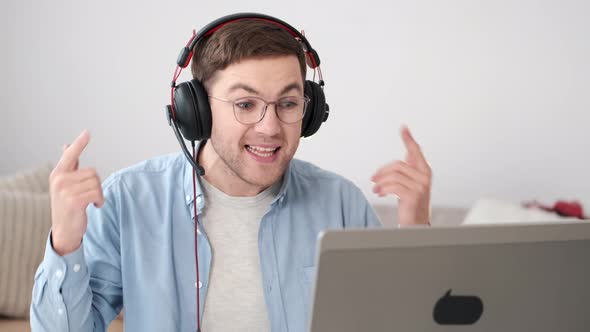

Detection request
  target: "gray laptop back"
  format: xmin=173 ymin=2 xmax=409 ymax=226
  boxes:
xmin=309 ymin=222 xmax=590 ymax=332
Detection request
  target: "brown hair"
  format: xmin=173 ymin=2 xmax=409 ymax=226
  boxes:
xmin=190 ymin=19 xmax=307 ymax=89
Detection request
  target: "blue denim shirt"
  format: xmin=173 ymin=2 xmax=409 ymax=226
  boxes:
xmin=30 ymin=150 xmax=381 ymax=332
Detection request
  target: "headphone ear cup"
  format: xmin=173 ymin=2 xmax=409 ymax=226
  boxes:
xmin=188 ymin=80 xmax=212 ymax=140
xmin=173 ymin=79 xmax=212 ymax=141
xmin=302 ymin=80 xmax=328 ymax=137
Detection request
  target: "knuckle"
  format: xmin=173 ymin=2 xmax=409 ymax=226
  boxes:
xmin=51 ymin=174 xmax=65 ymax=190
xmin=393 ymin=160 xmax=405 ymax=169
xmin=49 ymin=170 xmax=60 ymax=183
xmin=80 ymin=168 xmax=93 ymax=177
xmin=92 ymin=179 xmax=102 ymax=191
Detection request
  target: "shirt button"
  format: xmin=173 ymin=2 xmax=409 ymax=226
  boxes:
xmin=196 ymin=196 xmax=203 ymax=204
xmin=55 ymin=270 xmax=64 ymax=278
xmin=186 ymin=195 xmax=191 ymax=201
xmin=57 ymin=308 xmax=64 ymax=315
xmin=195 ymin=281 xmax=203 ymax=289
xmin=73 ymin=264 xmax=81 ymax=272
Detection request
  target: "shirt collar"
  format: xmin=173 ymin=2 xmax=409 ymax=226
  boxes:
xmin=182 ymin=140 xmax=291 ymax=209
xmin=271 ymin=163 xmax=290 ymax=207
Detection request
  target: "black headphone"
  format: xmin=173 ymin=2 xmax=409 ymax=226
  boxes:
xmin=165 ymin=13 xmax=329 ymax=175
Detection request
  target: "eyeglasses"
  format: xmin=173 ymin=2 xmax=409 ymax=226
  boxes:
xmin=208 ymin=95 xmax=310 ymax=125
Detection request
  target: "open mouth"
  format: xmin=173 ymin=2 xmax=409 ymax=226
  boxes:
xmin=245 ymin=145 xmax=281 ymax=158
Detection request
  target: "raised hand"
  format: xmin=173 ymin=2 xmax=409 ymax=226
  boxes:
xmin=371 ymin=126 xmax=432 ymax=226
xmin=49 ymin=130 xmax=105 ymax=255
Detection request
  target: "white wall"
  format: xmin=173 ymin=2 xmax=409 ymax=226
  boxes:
xmin=1 ymin=0 xmax=589 ymax=209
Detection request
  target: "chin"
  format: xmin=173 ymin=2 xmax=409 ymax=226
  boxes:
xmin=243 ymin=162 xmax=288 ymax=188
xmin=240 ymin=150 xmax=291 ymax=188
xmin=245 ymin=174 xmax=281 ymax=189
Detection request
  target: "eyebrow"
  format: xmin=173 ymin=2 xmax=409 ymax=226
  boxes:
xmin=227 ymin=82 xmax=303 ymax=96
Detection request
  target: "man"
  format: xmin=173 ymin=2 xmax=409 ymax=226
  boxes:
xmin=30 ymin=15 xmax=432 ymax=332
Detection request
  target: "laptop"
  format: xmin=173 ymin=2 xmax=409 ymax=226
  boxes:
xmin=308 ymin=221 xmax=590 ymax=331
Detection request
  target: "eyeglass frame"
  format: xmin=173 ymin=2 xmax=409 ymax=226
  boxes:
xmin=208 ymin=95 xmax=311 ymax=125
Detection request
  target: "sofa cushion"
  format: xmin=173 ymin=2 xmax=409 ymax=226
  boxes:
xmin=463 ymin=198 xmax=580 ymax=225
xmin=0 ymin=163 xmax=52 ymax=193
xmin=0 ymin=191 xmax=51 ymax=318
xmin=0 ymin=163 xmax=53 ymax=318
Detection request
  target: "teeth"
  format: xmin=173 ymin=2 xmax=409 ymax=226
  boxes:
xmin=248 ymin=145 xmax=277 ymax=152
xmin=247 ymin=145 xmax=277 ymax=158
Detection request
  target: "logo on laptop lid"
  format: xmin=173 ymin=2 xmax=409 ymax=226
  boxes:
xmin=433 ymin=289 xmax=483 ymax=325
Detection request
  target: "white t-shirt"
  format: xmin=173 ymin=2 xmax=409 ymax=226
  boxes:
xmin=200 ymin=177 xmax=280 ymax=331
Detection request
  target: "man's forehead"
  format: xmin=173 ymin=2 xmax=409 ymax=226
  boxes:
xmin=225 ymin=81 xmax=303 ymax=95
xmin=211 ymin=56 xmax=303 ymax=90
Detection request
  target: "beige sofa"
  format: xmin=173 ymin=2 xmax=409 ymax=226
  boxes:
xmin=0 ymin=164 xmax=125 ymax=331
xmin=0 ymin=164 xmax=467 ymax=331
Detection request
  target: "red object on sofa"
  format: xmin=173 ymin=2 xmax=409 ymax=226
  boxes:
xmin=523 ymin=200 xmax=587 ymax=219
xmin=552 ymin=201 xmax=585 ymax=219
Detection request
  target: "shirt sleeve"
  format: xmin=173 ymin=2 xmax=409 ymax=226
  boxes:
xmin=30 ymin=182 xmax=123 ymax=332
xmin=343 ymin=181 xmax=382 ymax=229
xmin=360 ymin=197 xmax=382 ymax=228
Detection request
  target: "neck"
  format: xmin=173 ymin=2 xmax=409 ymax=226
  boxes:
xmin=198 ymin=141 xmax=268 ymax=197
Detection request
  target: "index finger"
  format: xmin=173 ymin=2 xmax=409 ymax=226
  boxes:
xmin=55 ymin=130 xmax=91 ymax=172
xmin=400 ymin=126 xmax=429 ymax=172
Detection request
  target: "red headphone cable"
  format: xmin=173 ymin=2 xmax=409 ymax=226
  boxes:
xmin=191 ymin=142 xmax=202 ymax=332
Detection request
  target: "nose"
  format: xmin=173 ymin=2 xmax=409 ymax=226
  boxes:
xmin=254 ymin=104 xmax=281 ymax=137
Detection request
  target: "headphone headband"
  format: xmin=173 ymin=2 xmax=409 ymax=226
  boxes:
xmin=176 ymin=13 xmax=321 ymax=70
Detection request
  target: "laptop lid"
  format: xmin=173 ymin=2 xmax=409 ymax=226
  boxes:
xmin=309 ymin=221 xmax=590 ymax=332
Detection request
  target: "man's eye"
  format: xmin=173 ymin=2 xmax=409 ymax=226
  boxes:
xmin=279 ymin=101 xmax=298 ymax=109
xmin=235 ymin=102 xmax=255 ymax=110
